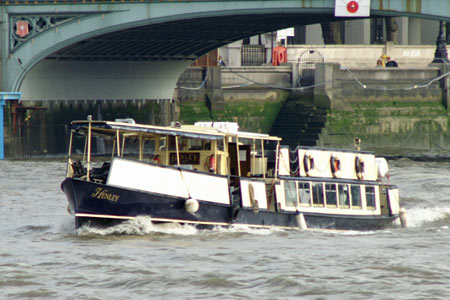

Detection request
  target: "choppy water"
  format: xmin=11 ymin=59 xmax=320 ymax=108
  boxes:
xmin=1 ymin=158 xmax=450 ymax=299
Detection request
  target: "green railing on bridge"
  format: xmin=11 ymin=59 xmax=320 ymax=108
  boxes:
xmin=2 ymin=0 xmax=228 ymax=5
xmin=3 ymin=0 xmax=293 ymax=4
xmin=2 ymin=0 xmax=182 ymax=4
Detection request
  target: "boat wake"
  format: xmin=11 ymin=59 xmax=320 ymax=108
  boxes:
xmin=76 ymin=217 xmax=199 ymax=236
xmin=75 ymin=217 xmax=287 ymax=237
xmin=401 ymin=206 xmax=450 ymax=228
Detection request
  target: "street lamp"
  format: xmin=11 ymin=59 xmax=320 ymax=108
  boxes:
xmin=432 ymin=21 xmax=449 ymax=64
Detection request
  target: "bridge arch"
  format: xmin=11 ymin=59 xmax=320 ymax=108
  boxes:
xmin=2 ymin=0 xmax=450 ymax=99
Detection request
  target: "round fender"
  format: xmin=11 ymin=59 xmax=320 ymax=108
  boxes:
xmin=185 ymin=198 xmax=199 ymax=214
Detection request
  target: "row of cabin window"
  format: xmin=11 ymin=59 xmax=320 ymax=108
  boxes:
xmin=284 ymin=181 xmax=376 ymax=210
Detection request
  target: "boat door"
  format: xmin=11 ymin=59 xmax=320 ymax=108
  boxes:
xmin=228 ymin=143 xmax=251 ymax=180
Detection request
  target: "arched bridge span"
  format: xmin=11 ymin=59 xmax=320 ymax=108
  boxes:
xmin=1 ymin=0 xmax=450 ymax=100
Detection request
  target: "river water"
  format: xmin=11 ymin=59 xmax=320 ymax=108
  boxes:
xmin=1 ymin=158 xmax=450 ymax=299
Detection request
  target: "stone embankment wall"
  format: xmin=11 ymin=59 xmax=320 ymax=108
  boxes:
xmin=175 ymin=66 xmax=291 ymax=133
xmin=314 ymin=63 xmax=450 ymax=154
xmin=4 ymin=63 xmax=449 ymax=158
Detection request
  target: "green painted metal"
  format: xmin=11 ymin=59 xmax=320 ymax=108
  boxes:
xmin=2 ymin=0 xmax=449 ymax=16
xmin=1 ymin=0 xmax=450 ymax=93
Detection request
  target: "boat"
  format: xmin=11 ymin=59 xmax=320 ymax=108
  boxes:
xmin=61 ymin=117 xmax=403 ymax=230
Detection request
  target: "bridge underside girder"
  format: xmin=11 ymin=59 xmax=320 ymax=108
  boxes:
xmin=47 ymin=13 xmax=332 ymax=62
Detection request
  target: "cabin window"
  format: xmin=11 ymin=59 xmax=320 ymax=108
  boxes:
xmin=351 ymin=185 xmax=362 ymax=209
xmin=284 ymin=181 xmax=298 ymax=207
xmin=218 ymin=139 xmax=225 ymax=151
xmin=325 ymin=184 xmax=337 ymax=207
xmin=312 ymin=183 xmax=324 ymax=206
xmin=187 ymin=139 xmax=203 ymax=150
xmin=365 ymin=186 xmax=376 ymax=209
xmin=298 ymin=182 xmax=311 ymax=206
xmin=169 ymin=136 xmax=177 ymax=150
xmin=338 ymin=184 xmax=350 ymax=208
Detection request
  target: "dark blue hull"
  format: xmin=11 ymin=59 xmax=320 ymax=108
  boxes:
xmin=61 ymin=178 xmax=299 ymax=229
xmin=302 ymin=212 xmax=397 ymax=230
xmin=61 ymin=178 xmax=397 ymax=230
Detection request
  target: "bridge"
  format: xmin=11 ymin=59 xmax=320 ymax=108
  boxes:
xmin=1 ymin=0 xmax=450 ymax=101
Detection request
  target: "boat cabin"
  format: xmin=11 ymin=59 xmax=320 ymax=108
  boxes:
xmin=64 ymin=118 xmax=400 ymax=230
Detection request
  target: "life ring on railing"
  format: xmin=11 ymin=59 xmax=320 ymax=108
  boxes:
xmin=330 ymin=155 xmax=341 ymax=178
xmin=355 ymin=155 xmax=365 ymax=180
xmin=152 ymin=154 xmax=160 ymax=165
xmin=206 ymin=154 xmax=216 ymax=172
xmin=303 ymin=154 xmax=315 ymax=176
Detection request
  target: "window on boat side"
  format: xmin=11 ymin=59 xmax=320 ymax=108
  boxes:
xmin=284 ymin=181 xmax=298 ymax=207
xmin=365 ymin=186 xmax=376 ymax=209
xmin=218 ymin=139 xmax=225 ymax=151
xmin=338 ymin=184 xmax=350 ymax=209
xmin=312 ymin=183 xmax=324 ymax=207
xmin=143 ymin=139 xmax=156 ymax=161
xmin=351 ymin=185 xmax=362 ymax=209
xmin=169 ymin=136 xmax=177 ymax=150
xmin=325 ymin=184 xmax=337 ymax=207
xmin=298 ymin=182 xmax=311 ymax=206
xmin=185 ymin=138 xmax=203 ymax=151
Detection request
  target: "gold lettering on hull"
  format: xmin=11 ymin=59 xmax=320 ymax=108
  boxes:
xmin=91 ymin=187 xmax=120 ymax=202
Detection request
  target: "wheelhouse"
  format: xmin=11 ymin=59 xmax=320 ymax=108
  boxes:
xmin=66 ymin=120 xmax=281 ymax=182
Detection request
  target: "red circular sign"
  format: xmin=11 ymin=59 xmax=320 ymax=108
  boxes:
xmin=347 ymin=1 xmax=359 ymax=13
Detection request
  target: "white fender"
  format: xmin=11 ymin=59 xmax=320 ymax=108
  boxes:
xmin=185 ymin=198 xmax=200 ymax=214
xmin=296 ymin=213 xmax=307 ymax=230
xmin=376 ymin=157 xmax=389 ymax=179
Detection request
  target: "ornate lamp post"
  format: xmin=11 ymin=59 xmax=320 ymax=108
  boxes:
xmin=432 ymin=21 xmax=449 ymax=64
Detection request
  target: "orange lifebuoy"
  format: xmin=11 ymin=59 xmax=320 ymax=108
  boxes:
xmin=303 ymin=154 xmax=314 ymax=176
xmin=355 ymin=156 xmax=365 ymax=180
xmin=330 ymin=155 xmax=341 ymax=178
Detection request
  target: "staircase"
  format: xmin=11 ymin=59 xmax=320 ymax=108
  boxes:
xmin=269 ymin=100 xmax=327 ymax=149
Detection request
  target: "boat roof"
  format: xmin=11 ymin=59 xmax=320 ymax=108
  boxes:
xmin=70 ymin=120 xmax=282 ymax=142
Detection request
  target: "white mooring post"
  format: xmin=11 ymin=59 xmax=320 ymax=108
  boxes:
xmin=0 ymin=92 xmax=21 ymax=160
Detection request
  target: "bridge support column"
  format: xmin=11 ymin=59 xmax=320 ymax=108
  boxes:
xmin=408 ymin=18 xmax=422 ymax=45
xmin=0 ymin=92 xmax=21 ymax=160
